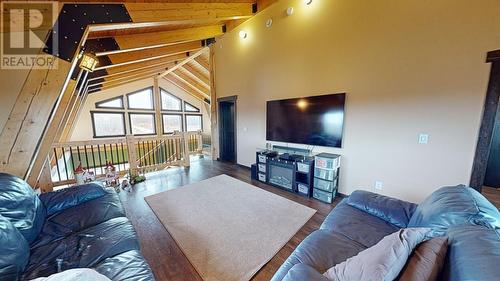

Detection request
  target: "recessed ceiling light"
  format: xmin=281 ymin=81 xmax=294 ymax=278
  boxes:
xmin=286 ymin=7 xmax=294 ymax=16
xmin=266 ymin=18 xmax=273 ymax=28
xmin=239 ymin=30 xmax=248 ymax=39
xmin=304 ymin=0 xmax=313 ymax=5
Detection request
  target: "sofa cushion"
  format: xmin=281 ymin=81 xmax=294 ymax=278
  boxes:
xmin=397 ymin=236 xmax=448 ymax=281
xmin=31 ymin=192 xmax=125 ymax=249
xmin=23 ymin=217 xmax=139 ymax=280
xmin=0 ymin=173 xmax=46 ymax=244
xmin=0 ymin=214 xmax=30 ymax=280
xmin=408 ymin=185 xmax=500 ymax=234
xmin=345 ymin=191 xmax=417 ymax=228
xmin=282 ymin=264 xmax=330 ymax=281
xmin=321 ymin=202 xmax=400 ymax=247
xmin=323 ymin=228 xmax=430 ymax=281
xmin=30 ymin=268 xmax=111 ymax=281
xmin=440 ymin=225 xmax=500 ymax=281
xmin=271 ymin=230 xmax=366 ymax=281
xmin=40 ymin=183 xmax=107 ymax=216
xmin=95 ymin=250 xmax=155 ymax=281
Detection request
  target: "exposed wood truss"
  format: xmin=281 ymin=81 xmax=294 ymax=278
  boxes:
xmin=0 ymin=0 xmax=278 ymax=188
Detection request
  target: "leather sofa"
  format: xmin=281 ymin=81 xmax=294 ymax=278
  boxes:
xmin=0 ymin=173 xmax=155 ymax=281
xmin=272 ymin=185 xmax=500 ymax=281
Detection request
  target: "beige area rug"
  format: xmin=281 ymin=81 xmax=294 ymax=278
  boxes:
xmin=145 ymin=174 xmax=316 ymax=281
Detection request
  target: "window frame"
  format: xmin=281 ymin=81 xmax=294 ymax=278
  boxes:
xmin=161 ymin=113 xmax=183 ymax=135
xmin=126 ymin=87 xmax=155 ymax=111
xmin=95 ymin=96 xmax=124 ymax=109
xmin=160 ymin=88 xmax=183 ymax=112
xmin=90 ymin=111 xmax=127 ymax=138
xmin=128 ymin=112 xmax=157 ymax=136
xmin=183 ymin=101 xmax=200 ymax=112
xmin=184 ymin=114 xmax=203 ymax=132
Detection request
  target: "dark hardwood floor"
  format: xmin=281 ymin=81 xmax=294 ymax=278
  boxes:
xmin=482 ymin=186 xmax=500 ymax=208
xmin=119 ymin=158 xmax=500 ymax=281
xmin=118 ymin=157 xmax=341 ymax=281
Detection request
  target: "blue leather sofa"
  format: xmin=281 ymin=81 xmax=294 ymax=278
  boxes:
xmin=0 ymin=173 xmax=155 ymax=281
xmin=272 ymin=185 xmax=500 ymax=281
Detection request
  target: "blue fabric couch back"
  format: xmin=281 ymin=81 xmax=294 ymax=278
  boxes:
xmin=408 ymin=185 xmax=500 ymax=281
xmin=0 ymin=173 xmax=46 ymax=244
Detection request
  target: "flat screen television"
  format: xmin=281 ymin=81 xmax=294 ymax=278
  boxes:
xmin=266 ymin=93 xmax=346 ymax=148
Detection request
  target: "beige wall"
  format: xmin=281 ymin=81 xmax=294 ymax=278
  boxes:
xmin=214 ymin=0 xmax=500 ymax=202
xmin=70 ymin=78 xmax=210 ymax=141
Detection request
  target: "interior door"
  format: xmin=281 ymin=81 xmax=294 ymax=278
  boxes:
xmin=485 ymin=106 xmax=500 ymax=188
xmin=218 ymin=98 xmax=236 ymax=163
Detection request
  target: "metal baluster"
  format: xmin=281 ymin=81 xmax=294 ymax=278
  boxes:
xmin=120 ymin=143 xmax=126 ymax=171
xmin=53 ymin=148 xmax=61 ymax=182
xmin=151 ymin=140 xmax=157 ymax=165
xmin=62 ymin=147 xmax=69 ymax=181
xmin=76 ymin=146 xmax=82 ymax=166
xmin=69 ymin=147 xmax=75 ymax=178
xmin=114 ymin=143 xmax=120 ymax=171
xmin=84 ymin=145 xmax=90 ymax=170
xmin=90 ymin=145 xmax=97 ymax=173
xmin=97 ymin=144 xmax=103 ymax=175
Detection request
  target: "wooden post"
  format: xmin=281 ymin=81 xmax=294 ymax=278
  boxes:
xmin=38 ymin=157 xmax=54 ymax=193
xmin=153 ymin=76 xmax=163 ymax=136
xmin=182 ymin=132 xmax=191 ymax=167
xmin=197 ymin=130 xmax=203 ymax=153
xmin=126 ymin=135 xmax=139 ymax=177
xmin=209 ymin=45 xmax=218 ymax=160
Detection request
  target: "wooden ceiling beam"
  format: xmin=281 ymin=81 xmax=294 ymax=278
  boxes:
xmin=88 ymin=73 xmax=158 ymax=93
xmin=95 ymin=51 xmax=192 ymax=71
xmin=88 ymin=67 xmax=166 ymax=88
xmin=172 ymin=70 xmax=210 ymax=98
xmin=88 ymin=63 xmax=176 ymax=83
xmin=114 ymin=25 xmax=224 ymax=50
xmin=164 ymin=76 xmax=208 ymax=103
xmin=105 ymin=53 xmax=189 ymax=75
xmin=159 ymin=47 xmax=207 ymax=77
xmin=193 ymin=56 xmax=210 ymax=71
xmin=180 ymin=63 xmax=210 ymax=86
xmin=107 ymin=41 xmax=203 ymax=65
xmin=124 ymin=2 xmax=254 ymax=23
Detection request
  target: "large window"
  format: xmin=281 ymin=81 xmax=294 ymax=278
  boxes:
xmin=129 ymin=113 xmax=156 ymax=135
xmin=127 ymin=87 xmax=154 ymax=110
xmin=96 ymin=96 xmax=123 ymax=109
xmin=91 ymin=112 xmax=126 ymax=138
xmin=91 ymin=88 xmax=204 ymax=138
xmin=162 ymin=114 xmax=183 ymax=134
xmin=184 ymin=101 xmax=200 ymax=112
xmin=185 ymin=114 xmax=203 ymax=131
xmin=161 ymin=89 xmax=182 ymax=111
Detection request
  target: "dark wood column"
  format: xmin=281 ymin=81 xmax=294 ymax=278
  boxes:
xmin=470 ymin=50 xmax=500 ymax=191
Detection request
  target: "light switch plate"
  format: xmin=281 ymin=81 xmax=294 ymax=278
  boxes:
xmin=419 ymin=134 xmax=429 ymax=144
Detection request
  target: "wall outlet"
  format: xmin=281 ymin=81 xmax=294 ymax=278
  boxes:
xmin=374 ymin=181 xmax=384 ymax=190
xmin=418 ymin=134 xmax=429 ymax=144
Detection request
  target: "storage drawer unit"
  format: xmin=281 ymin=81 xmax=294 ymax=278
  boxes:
xmin=313 ymin=188 xmax=335 ymax=204
xmin=313 ymin=177 xmax=337 ymax=192
xmin=312 ymin=153 xmax=341 ymax=204
xmin=257 ymin=154 xmax=267 ymax=163
xmin=314 ymin=167 xmax=338 ymax=181
xmin=258 ymin=163 xmax=266 ymax=173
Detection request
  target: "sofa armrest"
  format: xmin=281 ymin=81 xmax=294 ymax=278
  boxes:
xmin=39 ymin=183 xmax=108 ymax=216
xmin=282 ymin=264 xmax=330 ymax=281
xmin=345 ymin=190 xmax=417 ymax=228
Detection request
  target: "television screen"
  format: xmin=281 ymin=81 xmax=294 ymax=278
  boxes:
xmin=266 ymin=93 xmax=346 ymax=148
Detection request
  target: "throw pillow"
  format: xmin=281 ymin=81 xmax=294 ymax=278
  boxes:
xmin=397 ymin=236 xmax=448 ymax=281
xmin=323 ymin=228 xmax=430 ymax=281
xmin=30 ymin=268 xmax=111 ymax=281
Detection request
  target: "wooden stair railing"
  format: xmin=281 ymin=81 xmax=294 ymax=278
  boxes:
xmin=44 ymin=131 xmax=203 ymax=190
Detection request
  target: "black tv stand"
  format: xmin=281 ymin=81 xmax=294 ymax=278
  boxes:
xmin=255 ymin=149 xmax=315 ymax=197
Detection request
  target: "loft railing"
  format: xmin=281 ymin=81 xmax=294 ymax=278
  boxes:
xmin=48 ymin=131 xmax=203 ymax=187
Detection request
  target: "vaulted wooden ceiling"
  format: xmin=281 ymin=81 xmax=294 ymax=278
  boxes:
xmin=75 ymin=0 xmax=277 ymax=103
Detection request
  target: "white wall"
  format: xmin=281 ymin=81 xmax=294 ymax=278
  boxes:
xmin=214 ymin=0 xmax=500 ymax=202
xmin=70 ymin=77 xmax=210 ymax=141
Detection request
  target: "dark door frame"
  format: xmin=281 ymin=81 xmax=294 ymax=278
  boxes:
xmin=217 ymin=95 xmax=237 ymax=163
xmin=470 ymin=50 xmax=500 ymax=191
